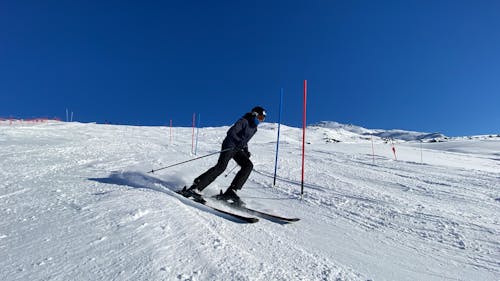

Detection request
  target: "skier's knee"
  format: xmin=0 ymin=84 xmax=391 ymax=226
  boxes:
xmin=245 ymin=161 xmax=253 ymax=171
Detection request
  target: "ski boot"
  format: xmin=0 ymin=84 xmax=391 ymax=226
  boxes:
xmin=180 ymin=185 xmax=206 ymax=204
xmin=215 ymin=188 xmax=245 ymax=207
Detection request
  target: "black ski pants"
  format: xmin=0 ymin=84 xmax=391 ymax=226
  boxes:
xmin=194 ymin=148 xmax=253 ymax=192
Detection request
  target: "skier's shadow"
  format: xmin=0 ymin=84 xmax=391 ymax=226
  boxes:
xmin=88 ymin=171 xmax=182 ymax=194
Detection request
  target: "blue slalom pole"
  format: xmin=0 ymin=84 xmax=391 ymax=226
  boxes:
xmin=273 ymin=88 xmax=284 ymax=187
xmin=195 ymin=113 xmax=201 ymax=155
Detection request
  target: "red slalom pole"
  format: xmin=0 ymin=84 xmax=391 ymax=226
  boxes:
xmin=301 ymin=80 xmax=307 ymax=196
xmin=391 ymin=140 xmax=397 ymax=161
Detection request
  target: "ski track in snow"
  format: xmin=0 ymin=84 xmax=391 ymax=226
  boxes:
xmin=0 ymin=121 xmax=499 ymax=281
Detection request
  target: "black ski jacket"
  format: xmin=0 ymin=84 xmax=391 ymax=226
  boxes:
xmin=222 ymin=113 xmax=257 ymax=150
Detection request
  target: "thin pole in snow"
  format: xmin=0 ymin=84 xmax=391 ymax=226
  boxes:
xmin=301 ymin=80 xmax=307 ymax=197
xmin=195 ymin=113 xmax=201 ymax=155
xmin=273 ymin=88 xmax=284 ymax=187
xmin=191 ymin=113 xmax=196 ymax=155
xmin=371 ymin=135 xmax=375 ymax=165
xmin=420 ymin=140 xmax=423 ymax=164
xmin=170 ymin=119 xmax=173 ymax=145
xmin=391 ymin=139 xmax=397 ymax=161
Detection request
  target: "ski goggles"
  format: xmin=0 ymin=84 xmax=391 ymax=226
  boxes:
xmin=255 ymin=111 xmax=266 ymax=122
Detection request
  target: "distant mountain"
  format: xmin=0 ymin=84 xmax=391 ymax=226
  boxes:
xmin=311 ymin=121 xmax=447 ymax=142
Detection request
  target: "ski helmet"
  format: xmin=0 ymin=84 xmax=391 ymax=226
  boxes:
xmin=251 ymin=106 xmax=267 ymax=121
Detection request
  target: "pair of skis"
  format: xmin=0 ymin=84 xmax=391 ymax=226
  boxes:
xmin=175 ymin=189 xmax=299 ymax=224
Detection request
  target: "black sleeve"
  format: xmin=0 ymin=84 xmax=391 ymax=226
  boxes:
xmin=226 ymin=118 xmax=246 ymax=145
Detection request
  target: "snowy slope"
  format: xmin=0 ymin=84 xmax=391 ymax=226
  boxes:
xmin=1 ymin=121 xmax=499 ymax=281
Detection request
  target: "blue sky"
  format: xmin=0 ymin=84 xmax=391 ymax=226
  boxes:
xmin=1 ymin=0 xmax=499 ymax=136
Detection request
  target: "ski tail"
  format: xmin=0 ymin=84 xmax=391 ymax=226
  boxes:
xmin=212 ymin=191 xmax=299 ymax=223
xmin=242 ymin=207 xmax=300 ymax=222
xmin=204 ymin=205 xmax=259 ymax=223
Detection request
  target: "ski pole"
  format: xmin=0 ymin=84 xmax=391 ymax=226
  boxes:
xmin=224 ymin=164 xmax=239 ymax=177
xmin=148 ymin=148 xmax=232 ymax=174
xmin=224 ymin=147 xmax=249 ymax=177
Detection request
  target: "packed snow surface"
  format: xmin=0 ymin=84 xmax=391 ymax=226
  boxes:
xmin=1 ymin=121 xmax=499 ymax=281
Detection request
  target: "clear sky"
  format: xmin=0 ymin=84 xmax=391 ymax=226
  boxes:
xmin=1 ymin=0 xmax=499 ymax=136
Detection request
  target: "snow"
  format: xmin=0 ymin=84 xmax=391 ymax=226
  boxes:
xmin=1 ymin=120 xmax=499 ymax=281
xmin=312 ymin=121 xmax=446 ymax=142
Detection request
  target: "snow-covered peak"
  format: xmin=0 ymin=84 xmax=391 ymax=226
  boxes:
xmin=311 ymin=121 xmax=446 ymax=142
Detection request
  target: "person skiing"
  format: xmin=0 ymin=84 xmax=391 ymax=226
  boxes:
xmin=181 ymin=106 xmax=267 ymax=205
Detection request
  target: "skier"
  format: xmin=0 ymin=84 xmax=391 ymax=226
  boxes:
xmin=181 ymin=106 xmax=267 ymax=205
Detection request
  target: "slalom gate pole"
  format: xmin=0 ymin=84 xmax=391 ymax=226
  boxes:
xmin=273 ymin=88 xmax=284 ymax=187
xmin=170 ymin=119 xmax=173 ymax=145
xmin=301 ymin=80 xmax=307 ymax=197
xmin=420 ymin=140 xmax=423 ymax=164
xmin=391 ymin=139 xmax=397 ymax=161
xmin=191 ymin=113 xmax=196 ymax=154
xmin=195 ymin=114 xmax=201 ymax=155
xmin=371 ymin=135 xmax=375 ymax=165
xmin=148 ymin=148 xmax=232 ymax=174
